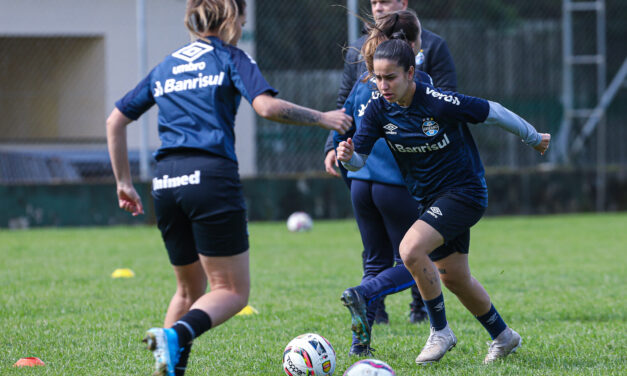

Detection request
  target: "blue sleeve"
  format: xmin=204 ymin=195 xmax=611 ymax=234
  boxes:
xmin=352 ymin=101 xmax=384 ymax=156
xmin=420 ymin=83 xmax=489 ymax=124
xmin=115 ymin=70 xmax=156 ymax=120
xmin=229 ymin=47 xmax=278 ymax=103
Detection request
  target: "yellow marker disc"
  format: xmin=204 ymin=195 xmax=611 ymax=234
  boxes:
xmin=236 ymin=305 xmax=259 ymax=316
xmin=111 ymin=268 xmax=135 ymax=278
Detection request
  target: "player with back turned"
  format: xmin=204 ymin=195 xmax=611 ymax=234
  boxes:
xmin=106 ymin=1 xmax=350 ymax=375
xmin=337 ymin=38 xmax=550 ymax=365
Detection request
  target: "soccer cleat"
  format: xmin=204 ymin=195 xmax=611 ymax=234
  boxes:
xmin=143 ymin=328 xmax=182 ymax=376
xmin=341 ymin=287 xmax=371 ymax=346
xmin=349 ymin=343 xmax=375 ymax=357
xmin=484 ymin=327 xmax=521 ymax=364
xmin=409 ymin=306 xmax=429 ymax=324
xmin=415 ymin=325 xmax=457 ymax=365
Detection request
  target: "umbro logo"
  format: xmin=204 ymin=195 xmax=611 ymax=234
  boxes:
xmin=172 ymin=42 xmax=214 ymax=63
xmin=433 ymin=302 xmax=445 ymax=311
xmin=383 ymin=123 xmax=398 ymax=135
xmin=427 ymin=206 xmax=442 ymax=218
xmin=486 ymin=313 xmax=498 ymax=325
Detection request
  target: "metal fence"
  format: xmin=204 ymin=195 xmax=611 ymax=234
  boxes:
xmin=0 ymin=0 xmax=625 ymax=183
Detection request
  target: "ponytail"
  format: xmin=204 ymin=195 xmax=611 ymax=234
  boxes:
xmin=360 ymin=10 xmax=421 ymax=77
xmin=184 ymin=0 xmax=246 ymax=44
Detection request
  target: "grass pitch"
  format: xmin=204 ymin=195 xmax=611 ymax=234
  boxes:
xmin=1 ymin=214 xmax=626 ymax=375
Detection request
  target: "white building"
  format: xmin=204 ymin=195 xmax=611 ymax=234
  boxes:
xmin=0 ymin=0 xmax=257 ymax=179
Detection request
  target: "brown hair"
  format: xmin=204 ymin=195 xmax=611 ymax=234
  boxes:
xmin=184 ymin=0 xmax=246 ymax=44
xmin=361 ymin=10 xmax=421 ymax=76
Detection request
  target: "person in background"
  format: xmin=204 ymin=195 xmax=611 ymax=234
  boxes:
xmin=337 ymin=38 xmax=550 ymax=364
xmin=106 ymin=1 xmax=350 ymax=375
xmin=325 ymin=0 xmax=458 ymax=325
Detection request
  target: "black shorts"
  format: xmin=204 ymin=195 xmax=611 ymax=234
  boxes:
xmin=418 ymin=193 xmax=486 ymax=262
xmin=152 ymin=151 xmax=249 ymax=265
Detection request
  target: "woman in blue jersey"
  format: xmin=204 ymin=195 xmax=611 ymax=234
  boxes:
xmin=106 ymin=1 xmax=351 ymax=375
xmin=337 ymin=39 xmax=550 ymax=365
xmin=334 ymin=10 xmax=431 ymax=357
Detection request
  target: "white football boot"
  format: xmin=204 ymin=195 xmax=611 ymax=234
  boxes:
xmin=415 ymin=324 xmax=457 ymax=365
xmin=484 ymin=327 xmax=521 ymax=364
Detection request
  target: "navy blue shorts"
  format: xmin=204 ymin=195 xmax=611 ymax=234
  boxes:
xmin=418 ymin=193 xmax=486 ymax=262
xmin=152 ymin=151 xmax=248 ymax=265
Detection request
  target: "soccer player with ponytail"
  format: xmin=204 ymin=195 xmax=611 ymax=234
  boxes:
xmin=337 ymin=38 xmax=550 ymax=365
xmin=107 ymin=1 xmax=350 ymax=374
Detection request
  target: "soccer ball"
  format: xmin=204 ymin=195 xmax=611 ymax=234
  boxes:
xmin=283 ymin=333 xmax=336 ymax=376
xmin=286 ymin=211 xmax=313 ymax=232
xmin=343 ymin=359 xmax=396 ymax=376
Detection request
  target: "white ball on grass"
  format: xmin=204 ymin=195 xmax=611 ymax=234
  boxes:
xmin=286 ymin=211 xmax=313 ymax=232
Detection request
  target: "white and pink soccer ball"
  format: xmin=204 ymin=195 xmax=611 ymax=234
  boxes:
xmin=343 ymin=359 xmax=396 ymax=376
xmin=286 ymin=211 xmax=313 ymax=232
xmin=283 ymin=333 xmax=336 ymax=376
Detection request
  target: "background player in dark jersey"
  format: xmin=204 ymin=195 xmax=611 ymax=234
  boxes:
xmin=337 ymin=39 xmax=550 ymax=365
xmin=326 ymin=0 xmax=458 ymax=325
xmin=106 ymin=1 xmax=350 ymax=375
xmin=334 ymin=10 xmax=433 ymax=357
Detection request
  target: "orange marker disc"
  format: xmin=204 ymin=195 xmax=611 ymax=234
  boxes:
xmin=13 ymin=357 xmax=45 ymax=367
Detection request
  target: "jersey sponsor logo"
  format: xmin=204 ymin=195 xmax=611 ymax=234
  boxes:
xmin=415 ymin=50 xmax=425 ymax=65
xmin=394 ymin=133 xmax=450 ymax=153
xmin=422 ymin=118 xmax=439 ymax=136
xmin=427 ymin=206 xmax=443 ymax=219
xmin=383 ymin=123 xmax=398 ymax=135
xmin=172 ymin=61 xmax=206 ymax=75
xmin=172 ymin=42 xmax=214 ymax=63
xmin=152 ymin=170 xmax=201 ymax=191
xmin=425 ymin=87 xmax=460 ymax=106
xmin=153 ymin=72 xmax=225 ymax=97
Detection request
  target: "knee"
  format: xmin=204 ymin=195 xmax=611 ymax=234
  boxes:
xmin=178 ymin=278 xmax=206 ymax=299
xmin=440 ymin=274 xmax=470 ymax=295
xmin=399 ymin=238 xmax=426 ymax=266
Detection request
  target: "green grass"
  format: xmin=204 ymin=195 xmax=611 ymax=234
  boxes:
xmin=1 ymin=213 xmax=626 ymax=375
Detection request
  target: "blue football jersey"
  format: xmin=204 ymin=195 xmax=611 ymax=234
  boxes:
xmin=353 ymin=82 xmax=490 ymax=207
xmin=116 ymin=37 xmax=278 ymax=162
xmin=336 ymin=71 xmax=434 ymax=186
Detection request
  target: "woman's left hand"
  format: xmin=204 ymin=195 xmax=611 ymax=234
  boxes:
xmin=534 ymin=133 xmax=551 ymax=155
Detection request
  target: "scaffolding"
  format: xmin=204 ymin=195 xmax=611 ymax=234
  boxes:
xmin=557 ymin=0 xmax=607 ymax=210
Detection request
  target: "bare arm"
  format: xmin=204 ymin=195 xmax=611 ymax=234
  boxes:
xmin=252 ymin=94 xmax=351 ymax=134
xmin=106 ymin=108 xmax=144 ymax=216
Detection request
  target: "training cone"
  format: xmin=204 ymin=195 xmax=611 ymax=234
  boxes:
xmin=14 ymin=357 xmax=45 ymax=367
xmin=236 ymin=305 xmax=259 ymax=316
xmin=111 ymin=268 xmax=135 ymax=278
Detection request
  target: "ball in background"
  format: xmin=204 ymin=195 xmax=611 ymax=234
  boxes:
xmin=286 ymin=211 xmax=313 ymax=232
xmin=283 ymin=333 xmax=336 ymax=376
xmin=343 ymin=359 xmax=396 ymax=376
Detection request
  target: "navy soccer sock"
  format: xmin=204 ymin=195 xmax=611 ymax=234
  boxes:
xmin=475 ymin=304 xmax=507 ymax=340
xmin=175 ymin=343 xmax=192 ymax=376
xmin=171 ymin=309 xmax=213 ymax=347
xmin=423 ymin=293 xmax=447 ymax=331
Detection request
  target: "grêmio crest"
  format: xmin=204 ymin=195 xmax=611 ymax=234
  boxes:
xmin=421 ymin=118 xmax=439 ymax=136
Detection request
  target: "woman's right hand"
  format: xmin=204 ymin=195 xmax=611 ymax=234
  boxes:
xmin=116 ymin=183 xmax=144 ymax=216
xmin=336 ymin=138 xmax=354 ymax=162
xmin=320 ymin=108 xmax=352 ymax=134
xmin=534 ymin=133 xmax=551 ymax=155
